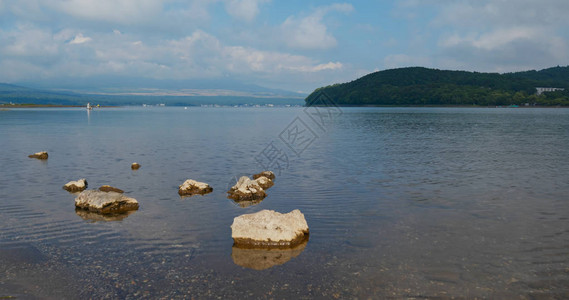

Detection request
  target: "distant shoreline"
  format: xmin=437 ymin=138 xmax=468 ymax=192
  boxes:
xmin=2 ymin=103 xmax=568 ymax=109
xmin=0 ymin=104 xmax=116 ymax=108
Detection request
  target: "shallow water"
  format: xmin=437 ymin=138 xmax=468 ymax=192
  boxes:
xmin=1 ymin=106 xmax=569 ymax=298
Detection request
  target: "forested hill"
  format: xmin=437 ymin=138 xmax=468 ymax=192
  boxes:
xmin=305 ymin=66 xmax=569 ymax=106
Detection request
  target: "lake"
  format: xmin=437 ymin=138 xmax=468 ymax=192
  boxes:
xmin=1 ymin=106 xmax=568 ymax=298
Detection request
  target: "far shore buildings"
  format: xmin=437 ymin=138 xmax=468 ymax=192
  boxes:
xmin=536 ymin=87 xmax=565 ymax=95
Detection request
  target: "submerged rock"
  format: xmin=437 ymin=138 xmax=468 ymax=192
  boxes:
xmin=227 ymin=176 xmax=267 ymax=201
xmin=231 ymin=209 xmax=309 ymax=248
xmin=75 ymin=190 xmax=139 ymax=214
xmin=178 ymin=179 xmax=213 ymax=196
xmin=63 ymin=179 xmax=88 ymax=192
xmin=253 ymin=171 xmax=275 ymax=180
xmin=28 ymin=151 xmax=48 ymax=159
xmin=99 ymin=185 xmax=124 ymax=193
xmin=131 ymin=162 xmax=141 ymax=170
xmin=232 ymin=240 xmax=308 ymax=270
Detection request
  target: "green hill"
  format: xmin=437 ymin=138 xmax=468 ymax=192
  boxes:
xmin=306 ymin=66 xmax=569 ymax=106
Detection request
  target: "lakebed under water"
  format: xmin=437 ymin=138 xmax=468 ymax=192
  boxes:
xmin=1 ymin=106 xmax=568 ymax=299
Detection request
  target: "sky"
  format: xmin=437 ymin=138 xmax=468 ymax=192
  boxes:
xmin=1 ymin=0 xmax=568 ymax=93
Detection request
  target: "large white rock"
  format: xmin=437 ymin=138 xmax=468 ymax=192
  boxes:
xmin=63 ymin=178 xmax=88 ymax=192
xmin=231 ymin=209 xmax=309 ymax=248
xmin=178 ymin=179 xmax=213 ymax=196
xmin=227 ymin=176 xmax=266 ymax=201
xmin=75 ymin=190 xmax=139 ymax=214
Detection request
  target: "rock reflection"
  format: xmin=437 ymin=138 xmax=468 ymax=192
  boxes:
xmin=229 ymin=197 xmax=264 ymax=208
xmin=75 ymin=209 xmax=136 ymax=222
xmin=231 ymin=239 xmax=308 ymax=270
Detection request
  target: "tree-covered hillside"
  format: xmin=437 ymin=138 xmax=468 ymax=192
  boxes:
xmin=306 ymin=66 xmax=569 ymax=106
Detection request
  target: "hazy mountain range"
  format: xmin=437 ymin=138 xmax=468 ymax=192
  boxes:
xmin=0 ymin=78 xmax=306 ymax=106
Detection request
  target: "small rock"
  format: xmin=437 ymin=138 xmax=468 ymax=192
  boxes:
xmin=99 ymin=185 xmax=124 ymax=193
xmin=254 ymin=176 xmax=274 ymax=189
xmin=63 ymin=179 xmax=88 ymax=192
xmin=131 ymin=162 xmax=141 ymax=170
xmin=28 ymin=151 xmax=48 ymax=159
xmin=75 ymin=190 xmax=139 ymax=214
xmin=178 ymin=179 xmax=213 ymax=196
xmin=231 ymin=209 xmax=309 ymax=248
xmin=227 ymin=176 xmax=266 ymax=201
xmin=253 ymin=171 xmax=275 ymax=180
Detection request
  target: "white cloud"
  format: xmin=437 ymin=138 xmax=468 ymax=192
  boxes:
xmin=287 ymin=62 xmax=343 ymax=72
xmin=1 ymin=25 xmax=60 ymax=57
xmin=51 ymin=0 xmax=164 ymax=24
xmin=69 ymin=33 xmax=92 ymax=44
xmin=281 ymin=3 xmax=354 ymax=50
xmin=434 ymin=0 xmax=569 ymax=29
xmin=440 ymin=27 xmax=544 ymax=50
xmin=0 ymin=23 xmax=345 ymax=85
xmin=224 ymin=0 xmax=268 ymax=22
xmin=392 ymin=0 xmax=569 ymax=72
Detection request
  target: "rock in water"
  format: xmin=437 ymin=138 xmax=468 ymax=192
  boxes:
xmin=253 ymin=171 xmax=275 ymax=180
xmin=227 ymin=176 xmax=266 ymax=201
xmin=99 ymin=185 xmax=124 ymax=193
xmin=178 ymin=179 xmax=213 ymax=196
xmin=75 ymin=190 xmax=139 ymax=214
xmin=28 ymin=151 xmax=48 ymax=159
xmin=254 ymin=176 xmax=274 ymax=189
xmin=63 ymin=179 xmax=88 ymax=192
xmin=231 ymin=209 xmax=309 ymax=248
xmin=131 ymin=162 xmax=141 ymax=170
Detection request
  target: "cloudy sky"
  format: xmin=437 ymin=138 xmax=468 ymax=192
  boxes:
xmin=1 ymin=0 xmax=568 ymax=93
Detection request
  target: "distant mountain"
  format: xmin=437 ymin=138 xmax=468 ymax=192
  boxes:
xmin=17 ymin=76 xmax=305 ymax=98
xmin=0 ymin=82 xmax=305 ymax=106
xmin=306 ymin=66 xmax=569 ymax=106
xmin=0 ymin=83 xmax=86 ymax=105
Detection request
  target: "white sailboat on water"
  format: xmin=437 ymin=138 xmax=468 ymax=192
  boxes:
xmin=87 ymin=103 xmax=92 ymax=110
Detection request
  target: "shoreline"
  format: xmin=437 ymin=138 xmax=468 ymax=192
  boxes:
xmin=0 ymin=104 xmax=116 ymax=108
xmin=2 ymin=103 xmax=568 ymax=109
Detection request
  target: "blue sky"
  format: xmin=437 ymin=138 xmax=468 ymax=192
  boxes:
xmin=1 ymin=0 xmax=568 ymax=93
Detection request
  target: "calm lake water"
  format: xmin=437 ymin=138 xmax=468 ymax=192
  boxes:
xmin=1 ymin=106 xmax=569 ymax=299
